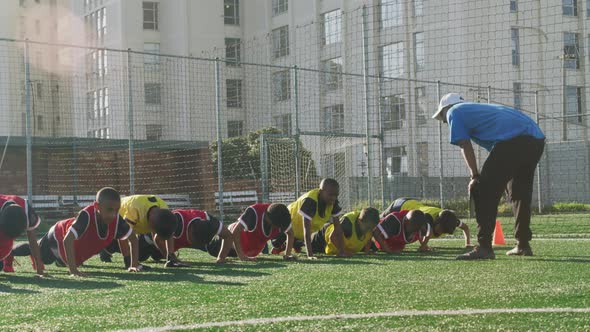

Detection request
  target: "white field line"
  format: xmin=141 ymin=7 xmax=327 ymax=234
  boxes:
xmin=117 ymin=307 xmax=590 ymax=332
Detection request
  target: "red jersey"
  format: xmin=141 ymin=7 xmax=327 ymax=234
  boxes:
xmin=375 ymin=210 xmax=421 ymax=252
xmin=230 ymin=203 xmax=286 ymax=257
xmin=172 ymin=209 xmax=212 ymax=251
xmin=0 ymin=230 xmax=13 ymax=260
xmin=0 ymin=194 xmax=40 ymax=230
xmin=55 ymin=204 xmax=120 ymax=267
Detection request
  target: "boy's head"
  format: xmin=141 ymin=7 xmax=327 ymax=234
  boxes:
xmin=190 ymin=214 xmax=220 ymax=249
xmin=435 ymin=210 xmax=458 ymax=236
xmin=265 ymin=203 xmax=291 ymax=230
xmin=150 ymin=208 xmax=176 ymax=239
xmin=0 ymin=205 xmax=28 ymax=238
xmin=403 ymin=210 xmax=427 ymax=234
xmin=95 ymin=187 xmax=121 ymax=224
xmin=319 ymin=178 xmax=340 ymax=206
xmin=358 ymin=207 xmax=380 ymax=233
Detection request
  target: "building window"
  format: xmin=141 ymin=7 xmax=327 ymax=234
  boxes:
xmin=322 ymin=153 xmax=345 ymax=179
xmin=36 ymin=115 xmax=43 ymax=131
xmin=145 ymin=83 xmax=161 ymax=104
xmin=35 ymin=82 xmax=42 ymax=99
xmin=146 ymin=124 xmax=163 ymax=140
xmin=321 ymin=9 xmax=342 ymax=45
xmin=93 ymin=90 xmax=98 ymax=119
xmin=35 ymin=20 xmax=41 ymax=35
xmin=415 ymin=87 xmax=427 ymax=126
xmin=97 ymin=7 xmax=106 ymax=43
xmin=322 ymin=104 xmax=344 ymax=132
xmin=143 ymin=2 xmax=159 ymax=30
xmin=225 ymin=38 xmax=241 ymax=65
xmin=414 ymin=32 xmax=425 ymax=71
xmin=381 ymin=0 xmax=402 ymax=28
xmin=588 ymin=0 xmax=590 ymax=16
xmin=417 ymin=142 xmax=428 ymax=176
xmin=144 ymin=42 xmax=160 ymax=71
xmin=272 ymin=25 xmax=289 ymax=58
xmin=226 ymin=79 xmax=242 ymax=108
xmin=564 ymin=32 xmax=580 ymax=69
xmin=224 ymin=0 xmax=240 ymax=25
xmin=510 ymin=0 xmax=518 ymax=12
xmin=105 ymin=128 xmax=110 ymax=139
xmin=414 ymin=0 xmax=424 ymax=16
xmin=273 ymin=114 xmax=292 ymax=134
xmin=272 ymin=70 xmax=290 ymax=102
xmin=563 ymin=0 xmax=577 ymax=16
xmin=272 ymin=0 xmax=288 ymax=16
xmin=381 ymin=42 xmax=404 ymax=78
xmin=382 ymin=95 xmax=405 ymax=130
xmin=385 ymin=146 xmax=407 ymax=177
xmin=97 ymin=49 xmax=107 ymax=77
xmin=322 ymin=57 xmax=343 ymax=92
xmin=511 ymin=28 xmax=520 ymax=66
xmin=227 ymin=120 xmax=244 ymax=137
xmin=513 ymin=82 xmax=522 ymax=110
xmin=566 ymin=86 xmax=583 ymax=123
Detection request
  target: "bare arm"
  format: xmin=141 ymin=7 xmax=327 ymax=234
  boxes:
xmin=230 ymin=223 xmax=249 ymax=261
xmin=372 ymin=229 xmax=396 ymax=254
xmin=458 ymin=140 xmax=478 ymax=178
xmin=26 ymin=230 xmax=44 ymax=277
xmin=303 ymin=218 xmax=316 ymax=259
xmin=330 ymin=217 xmax=350 ymax=257
xmin=284 ymin=228 xmax=296 ymax=260
xmin=459 ymin=223 xmax=472 ymax=247
xmin=218 ymin=226 xmax=240 ymax=263
xmin=63 ymin=232 xmax=85 ymax=277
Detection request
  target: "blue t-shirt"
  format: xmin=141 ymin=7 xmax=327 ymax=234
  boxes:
xmin=447 ymin=103 xmax=545 ymax=151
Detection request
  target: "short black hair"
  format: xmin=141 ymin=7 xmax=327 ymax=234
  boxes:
xmin=406 ymin=210 xmax=427 ymax=229
xmin=266 ymin=203 xmax=291 ymax=230
xmin=359 ymin=207 xmax=380 ymax=228
xmin=320 ymin=178 xmax=339 ymax=190
xmin=96 ymin=187 xmax=120 ymax=204
xmin=190 ymin=214 xmax=220 ymax=249
xmin=438 ymin=210 xmax=458 ymax=234
xmin=153 ymin=209 xmax=176 ymax=239
xmin=0 ymin=205 xmax=28 ymax=238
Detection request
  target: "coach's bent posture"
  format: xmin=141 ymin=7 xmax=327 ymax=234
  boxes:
xmin=432 ymin=93 xmax=545 ymax=260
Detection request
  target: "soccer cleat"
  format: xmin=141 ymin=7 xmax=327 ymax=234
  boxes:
xmin=456 ymin=246 xmax=495 ymax=260
xmin=506 ymin=245 xmax=533 ymax=256
xmin=2 ymin=255 xmax=15 ymax=273
xmin=271 ymin=243 xmax=286 ymax=255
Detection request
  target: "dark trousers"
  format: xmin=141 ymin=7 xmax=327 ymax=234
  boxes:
xmin=472 ymin=136 xmax=545 ymax=248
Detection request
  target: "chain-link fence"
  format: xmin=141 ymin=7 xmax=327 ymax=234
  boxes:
xmin=1 ymin=1 xmax=589 ymax=223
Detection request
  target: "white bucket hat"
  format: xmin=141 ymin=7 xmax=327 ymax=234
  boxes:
xmin=432 ymin=93 xmax=465 ymax=121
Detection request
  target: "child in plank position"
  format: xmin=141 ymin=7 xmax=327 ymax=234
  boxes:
xmin=373 ymin=209 xmax=430 ymax=253
xmin=210 ymin=203 xmax=295 ymax=261
xmin=272 ymin=178 xmax=346 ymax=259
xmin=0 ymin=194 xmax=44 ymax=276
xmin=311 ymin=207 xmax=380 ymax=256
xmin=133 ymin=209 xmax=236 ymax=265
xmin=100 ymin=194 xmax=177 ymax=268
xmin=381 ymin=198 xmax=471 ymax=251
xmin=11 ymin=187 xmax=141 ymax=277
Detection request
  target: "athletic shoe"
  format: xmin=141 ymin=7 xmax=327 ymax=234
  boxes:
xmin=506 ymin=244 xmax=533 ymax=256
xmin=2 ymin=255 xmax=15 ymax=272
xmin=456 ymin=246 xmax=495 ymax=260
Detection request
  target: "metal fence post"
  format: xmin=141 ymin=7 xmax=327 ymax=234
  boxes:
xmin=126 ymin=49 xmax=135 ymax=194
xmin=260 ymin=133 xmax=269 ymax=202
xmin=24 ymin=40 xmax=33 ymax=202
xmin=436 ymin=81 xmax=444 ymax=208
xmin=534 ymin=91 xmax=542 ymax=213
xmin=214 ymin=58 xmax=224 ymax=222
xmin=292 ymin=65 xmax=301 ymax=198
xmin=362 ymin=5 xmax=373 ymax=203
xmin=487 ymin=86 xmax=492 ymax=104
xmin=377 ymin=75 xmax=386 ymax=209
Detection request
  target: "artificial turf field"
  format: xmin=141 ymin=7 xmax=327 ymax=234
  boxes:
xmin=1 ymin=214 xmax=589 ymax=331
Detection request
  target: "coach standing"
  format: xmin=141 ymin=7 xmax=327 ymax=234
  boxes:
xmin=432 ymin=93 xmax=545 ymax=260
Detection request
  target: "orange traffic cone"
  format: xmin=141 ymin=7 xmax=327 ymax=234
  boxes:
xmin=493 ymin=220 xmax=506 ymax=246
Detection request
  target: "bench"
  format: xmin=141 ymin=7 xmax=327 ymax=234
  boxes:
xmin=158 ymin=194 xmax=192 ymax=209
xmin=30 ymin=194 xmax=191 ymax=210
xmin=215 ymin=190 xmax=258 ymax=209
xmin=269 ymin=192 xmax=296 ymax=204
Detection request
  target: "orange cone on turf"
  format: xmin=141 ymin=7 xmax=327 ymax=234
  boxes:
xmin=493 ymin=220 xmax=506 ymax=246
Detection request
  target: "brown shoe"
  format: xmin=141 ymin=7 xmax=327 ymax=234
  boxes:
xmin=506 ymin=245 xmax=533 ymax=256
xmin=456 ymin=246 xmax=495 ymax=260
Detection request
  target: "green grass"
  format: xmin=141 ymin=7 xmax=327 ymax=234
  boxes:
xmin=2 ymin=215 xmax=590 ymax=331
